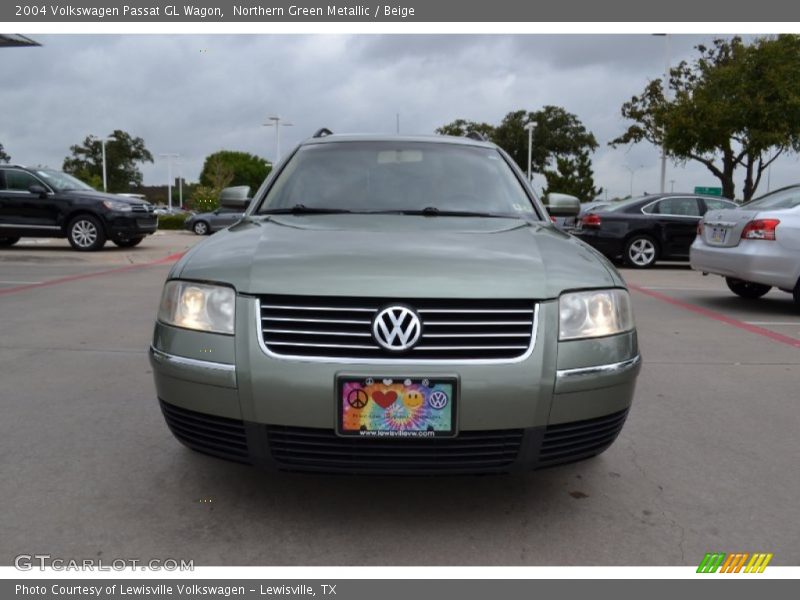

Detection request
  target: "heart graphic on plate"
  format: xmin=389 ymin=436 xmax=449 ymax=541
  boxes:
xmin=371 ymin=390 xmax=398 ymax=409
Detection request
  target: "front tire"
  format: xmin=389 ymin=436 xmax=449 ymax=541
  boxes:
xmin=0 ymin=236 xmax=20 ymax=247
xmin=67 ymin=215 xmax=106 ymax=251
xmin=113 ymin=237 xmax=144 ymax=248
xmin=725 ymin=277 xmax=772 ymax=299
xmin=624 ymin=235 xmax=659 ymax=268
xmin=193 ymin=221 xmax=209 ymax=236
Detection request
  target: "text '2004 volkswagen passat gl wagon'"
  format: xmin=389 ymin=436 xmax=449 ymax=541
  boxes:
xmin=150 ymin=132 xmax=641 ymax=474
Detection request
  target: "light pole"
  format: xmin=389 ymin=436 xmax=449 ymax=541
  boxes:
xmin=524 ymin=122 xmax=536 ymax=183
xmin=653 ymin=33 xmax=670 ymax=194
xmin=177 ymin=158 xmax=183 ymax=209
xmin=625 ymin=164 xmax=643 ymax=197
xmin=159 ymin=153 xmax=179 ymax=211
xmin=95 ymin=135 xmax=114 ymax=192
xmin=670 ymin=179 xmax=675 ymax=193
xmin=263 ymin=115 xmax=293 ymax=163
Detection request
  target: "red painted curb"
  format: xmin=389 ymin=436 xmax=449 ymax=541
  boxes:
xmin=0 ymin=251 xmax=185 ymax=298
xmin=628 ymin=283 xmax=800 ymax=350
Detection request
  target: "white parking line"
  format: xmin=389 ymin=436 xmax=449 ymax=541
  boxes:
xmin=0 ymin=280 xmax=42 ymax=285
xmin=641 ymin=286 xmax=722 ymax=291
xmin=744 ymin=321 xmax=800 ymax=326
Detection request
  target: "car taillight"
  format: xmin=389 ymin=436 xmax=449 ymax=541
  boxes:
xmin=550 ymin=216 xmax=558 ymax=223
xmin=697 ymin=221 xmax=704 ymax=236
xmin=581 ymin=214 xmax=602 ymax=228
xmin=741 ymin=219 xmax=780 ymax=240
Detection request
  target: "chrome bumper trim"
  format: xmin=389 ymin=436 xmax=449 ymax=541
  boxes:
xmin=149 ymin=346 xmax=237 ymax=388
xmin=556 ymin=354 xmax=642 ymax=382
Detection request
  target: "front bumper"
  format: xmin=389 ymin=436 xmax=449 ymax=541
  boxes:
xmin=690 ymin=239 xmax=799 ymax=290
xmin=149 ymin=298 xmax=641 ymax=474
xmin=105 ymin=212 xmax=158 ymax=238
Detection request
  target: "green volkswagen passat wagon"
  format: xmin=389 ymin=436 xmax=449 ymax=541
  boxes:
xmin=150 ymin=132 xmax=641 ymax=474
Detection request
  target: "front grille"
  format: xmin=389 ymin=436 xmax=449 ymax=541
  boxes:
xmin=131 ymin=204 xmax=154 ymax=213
xmin=160 ymin=401 xmax=250 ymax=464
xmin=539 ymin=409 xmax=628 ymax=466
xmin=267 ymin=426 xmax=523 ymax=472
xmin=258 ymin=295 xmax=537 ymax=361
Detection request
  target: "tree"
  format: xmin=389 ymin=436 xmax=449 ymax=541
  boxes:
xmin=437 ymin=107 xmax=601 ymax=201
xmin=199 ymin=150 xmax=271 ymax=193
xmin=0 ymin=142 xmax=9 ymax=163
xmin=611 ymin=35 xmax=800 ymax=201
xmin=62 ymin=130 xmax=153 ymax=192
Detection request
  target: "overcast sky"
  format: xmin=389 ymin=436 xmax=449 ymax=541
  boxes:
xmin=2 ymin=34 xmax=796 ymax=199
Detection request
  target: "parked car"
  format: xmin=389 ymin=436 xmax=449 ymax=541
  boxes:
xmin=572 ymin=193 xmax=737 ymax=268
xmin=550 ymin=199 xmax=612 ymax=232
xmin=690 ymin=185 xmax=800 ymax=303
xmin=0 ymin=165 xmax=157 ymax=251
xmin=184 ymin=186 xmax=250 ymax=235
xmin=150 ymin=131 xmax=641 ymax=474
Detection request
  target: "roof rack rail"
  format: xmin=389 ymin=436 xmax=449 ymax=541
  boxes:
xmin=465 ymin=131 xmax=488 ymax=142
xmin=313 ymin=128 xmax=333 ymax=138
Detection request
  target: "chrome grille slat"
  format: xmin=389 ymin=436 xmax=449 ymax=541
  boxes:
xmin=258 ymin=295 xmax=537 ymax=362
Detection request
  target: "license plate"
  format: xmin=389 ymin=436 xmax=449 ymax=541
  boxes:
xmin=710 ymin=227 xmax=727 ymax=243
xmin=337 ymin=376 xmax=457 ymax=438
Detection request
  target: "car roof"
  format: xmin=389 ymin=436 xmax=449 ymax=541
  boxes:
xmin=300 ymin=133 xmax=497 ymax=149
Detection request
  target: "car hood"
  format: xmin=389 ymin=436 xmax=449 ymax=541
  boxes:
xmin=173 ymin=215 xmax=621 ymax=299
xmin=63 ymin=190 xmax=149 ymax=206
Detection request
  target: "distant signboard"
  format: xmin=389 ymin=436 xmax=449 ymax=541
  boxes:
xmin=694 ymin=186 xmax=723 ymax=196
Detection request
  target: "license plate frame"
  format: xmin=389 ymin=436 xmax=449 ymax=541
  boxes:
xmin=335 ymin=374 xmax=459 ymax=439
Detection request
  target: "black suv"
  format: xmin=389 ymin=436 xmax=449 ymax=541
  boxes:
xmin=0 ymin=165 xmax=157 ymax=251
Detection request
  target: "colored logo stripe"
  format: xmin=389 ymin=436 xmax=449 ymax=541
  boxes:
xmin=697 ymin=552 xmax=773 ymax=573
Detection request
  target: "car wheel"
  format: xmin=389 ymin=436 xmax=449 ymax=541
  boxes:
xmin=67 ymin=215 xmax=106 ymax=251
xmin=624 ymin=235 xmax=658 ymax=268
xmin=113 ymin=237 xmax=144 ymax=248
xmin=193 ymin=221 xmax=209 ymax=235
xmin=725 ymin=277 xmax=772 ymax=299
xmin=0 ymin=236 xmax=20 ymax=247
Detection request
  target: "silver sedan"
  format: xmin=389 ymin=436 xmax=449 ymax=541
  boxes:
xmin=690 ymin=185 xmax=800 ymax=304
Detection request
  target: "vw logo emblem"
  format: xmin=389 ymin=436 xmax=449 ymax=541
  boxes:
xmin=372 ymin=305 xmax=422 ymax=352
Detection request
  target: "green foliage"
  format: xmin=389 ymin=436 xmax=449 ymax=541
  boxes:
xmin=0 ymin=142 xmax=9 ymax=163
xmin=436 ymin=107 xmax=601 ymax=201
xmin=612 ymin=35 xmax=800 ymax=201
xmin=189 ymin=185 xmax=221 ymax=213
xmin=62 ymin=130 xmax=153 ymax=193
xmin=157 ymin=213 xmax=189 ymax=230
xmin=199 ymin=150 xmax=271 ymax=193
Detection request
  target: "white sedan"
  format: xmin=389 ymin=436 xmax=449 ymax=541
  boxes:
xmin=690 ymin=185 xmax=800 ymax=305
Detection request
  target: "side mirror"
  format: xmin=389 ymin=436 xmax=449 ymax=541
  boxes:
xmin=545 ymin=193 xmax=581 ymax=217
xmin=28 ymin=184 xmax=48 ymax=198
xmin=219 ymin=185 xmax=252 ymax=209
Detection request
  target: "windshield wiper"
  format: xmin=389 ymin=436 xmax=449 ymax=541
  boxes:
xmin=261 ymin=204 xmax=353 ymax=215
xmin=367 ymin=207 xmax=510 ymax=218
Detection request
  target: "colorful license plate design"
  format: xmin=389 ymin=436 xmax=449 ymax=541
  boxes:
xmin=337 ymin=376 xmax=457 ymax=438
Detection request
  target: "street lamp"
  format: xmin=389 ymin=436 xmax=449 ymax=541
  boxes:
xmin=263 ymin=115 xmax=294 ymax=162
xmin=625 ymin=164 xmax=643 ymax=197
xmin=159 ymin=153 xmax=179 ymax=211
xmin=653 ymin=33 xmax=670 ymax=194
xmin=95 ymin=135 xmax=115 ymax=192
xmin=524 ymin=121 xmax=536 ymax=182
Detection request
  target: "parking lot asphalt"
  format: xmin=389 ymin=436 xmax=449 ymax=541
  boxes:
xmin=1 ymin=232 xmax=797 ymax=566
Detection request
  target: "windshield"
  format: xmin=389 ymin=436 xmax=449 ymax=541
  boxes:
xmin=35 ymin=169 xmax=95 ymax=192
xmin=741 ymin=186 xmax=800 ymax=210
xmin=257 ymin=141 xmax=537 ymax=217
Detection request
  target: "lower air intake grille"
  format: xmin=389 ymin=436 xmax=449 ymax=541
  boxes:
xmin=160 ymin=401 xmax=250 ymax=464
xmin=539 ymin=409 xmax=628 ymax=466
xmin=266 ymin=426 xmax=523 ymax=472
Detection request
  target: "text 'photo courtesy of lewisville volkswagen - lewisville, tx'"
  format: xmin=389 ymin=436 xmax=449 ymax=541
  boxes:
xmin=0 ymin=15 xmax=798 ymax=595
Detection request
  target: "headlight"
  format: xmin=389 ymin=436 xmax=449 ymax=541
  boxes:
xmin=102 ymin=200 xmax=132 ymax=212
xmin=559 ymin=289 xmax=634 ymax=341
xmin=157 ymin=281 xmax=235 ymax=334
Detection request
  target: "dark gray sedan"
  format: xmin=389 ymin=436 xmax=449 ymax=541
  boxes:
xmin=184 ymin=207 xmax=245 ymax=235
